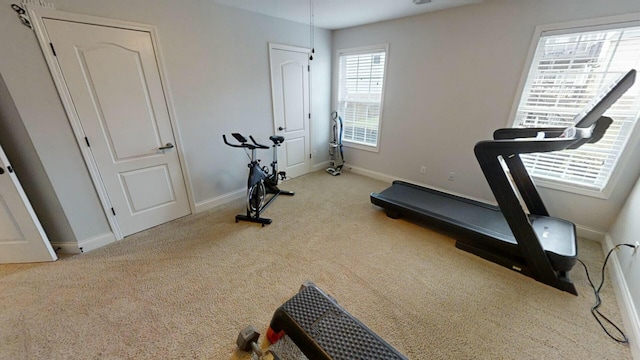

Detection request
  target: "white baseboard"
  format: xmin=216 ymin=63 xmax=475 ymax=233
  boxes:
xmin=194 ymin=164 xmax=335 ymax=214
xmin=576 ymin=226 xmax=605 ymax=242
xmin=78 ymin=232 xmax=117 ymax=253
xmin=346 ymin=165 xmax=394 ymax=183
xmin=50 ymin=242 xmax=82 ymax=254
xmin=50 ymin=232 xmax=116 ymax=254
xmin=195 ymin=188 xmax=245 ymax=213
xmin=313 ymin=160 xmax=331 ymax=172
xmin=603 ymin=235 xmax=640 ymax=359
xmin=347 ymin=165 xmax=498 ymax=206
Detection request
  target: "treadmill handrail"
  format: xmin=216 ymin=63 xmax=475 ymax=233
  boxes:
xmin=493 ymin=127 xmax=567 ymax=140
xmin=491 ymin=68 xmax=635 ymax=144
xmin=474 ymin=137 xmax=580 ymax=158
xmin=475 ymin=115 xmax=616 ymax=158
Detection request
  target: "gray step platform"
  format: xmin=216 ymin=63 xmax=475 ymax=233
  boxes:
xmin=267 ymin=282 xmax=407 ymax=360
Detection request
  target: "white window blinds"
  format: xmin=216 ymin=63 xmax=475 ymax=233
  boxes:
xmin=337 ymin=46 xmax=388 ymax=148
xmin=513 ymin=23 xmax=640 ymax=193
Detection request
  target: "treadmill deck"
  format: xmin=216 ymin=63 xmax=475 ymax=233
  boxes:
xmin=370 ymin=181 xmax=576 ymax=261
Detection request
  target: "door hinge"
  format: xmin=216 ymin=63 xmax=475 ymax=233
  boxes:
xmin=308 ymin=65 xmax=310 ymax=72
xmin=309 ymin=153 xmax=312 ymax=159
xmin=308 ymin=113 xmax=311 ymax=119
xmin=49 ymin=42 xmax=57 ymax=56
xmin=7 ymin=166 xmax=13 ymax=173
xmin=111 ymin=207 xmax=116 ymax=216
xmin=85 ymin=137 xmax=90 ymax=147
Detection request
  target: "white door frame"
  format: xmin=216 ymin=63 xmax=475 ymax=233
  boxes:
xmin=268 ymin=43 xmax=312 ymax=177
xmin=26 ymin=6 xmax=195 ymax=240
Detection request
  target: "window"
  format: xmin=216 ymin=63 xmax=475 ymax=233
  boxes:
xmin=511 ymin=18 xmax=640 ymax=197
xmin=336 ymin=44 xmax=389 ymax=151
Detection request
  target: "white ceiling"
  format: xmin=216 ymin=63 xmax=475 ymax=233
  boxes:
xmin=210 ymin=0 xmax=483 ymax=30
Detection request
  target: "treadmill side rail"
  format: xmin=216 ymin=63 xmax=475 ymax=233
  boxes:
xmin=474 ymin=140 xmax=577 ymax=294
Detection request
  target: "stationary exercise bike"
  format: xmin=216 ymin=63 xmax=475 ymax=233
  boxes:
xmin=223 ymin=133 xmax=294 ymax=226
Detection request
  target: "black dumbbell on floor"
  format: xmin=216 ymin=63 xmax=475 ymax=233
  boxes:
xmin=236 ymin=325 xmax=280 ymax=360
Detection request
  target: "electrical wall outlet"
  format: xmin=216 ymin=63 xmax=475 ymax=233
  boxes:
xmin=420 ymin=166 xmax=426 ymax=175
xmin=448 ymin=172 xmax=456 ymax=181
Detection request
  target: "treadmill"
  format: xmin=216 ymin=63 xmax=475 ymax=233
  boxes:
xmin=370 ymin=69 xmax=636 ymax=295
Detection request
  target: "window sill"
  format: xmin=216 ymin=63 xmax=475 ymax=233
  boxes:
xmin=343 ymin=141 xmax=379 ymax=153
xmin=532 ymin=177 xmax=611 ymax=199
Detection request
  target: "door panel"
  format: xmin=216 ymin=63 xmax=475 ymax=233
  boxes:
xmin=0 ymin=144 xmax=57 ymax=263
xmin=282 ymin=63 xmax=305 ymax=132
xmin=82 ymin=45 xmax=162 ymax=160
xmin=0 ymin=199 xmax=23 ymax=241
xmin=285 ymin=137 xmax=306 ymax=167
xmin=270 ymin=46 xmax=311 ymax=178
xmin=120 ymin=165 xmax=176 ymax=213
xmin=44 ymin=19 xmax=190 ymax=237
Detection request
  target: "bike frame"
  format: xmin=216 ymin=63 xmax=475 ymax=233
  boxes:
xmin=223 ymin=133 xmax=294 ymax=226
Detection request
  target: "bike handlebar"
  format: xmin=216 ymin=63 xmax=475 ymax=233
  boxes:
xmin=249 ymin=135 xmax=269 ymax=149
xmin=222 ymin=134 xmax=246 ymax=148
xmin=222 ymin=133 xmax=269 ymax=150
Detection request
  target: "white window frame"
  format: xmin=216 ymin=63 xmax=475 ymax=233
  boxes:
xmin=508 ymin=13 xmax=640 ymax=199
xmin=334 ymin=44 xmax=389 ymax=152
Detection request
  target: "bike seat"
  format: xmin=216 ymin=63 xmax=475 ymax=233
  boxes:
xmin=269 ymin=135 xmax=285 ymax=144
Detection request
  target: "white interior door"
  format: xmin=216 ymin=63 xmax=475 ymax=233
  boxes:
xmin=0 ymin=144 xmax=57 ymax=264
xmin=43 ymin=19 xmax=190 ymax=237
xmin=270 ymin=45 xmax=311 ymax=178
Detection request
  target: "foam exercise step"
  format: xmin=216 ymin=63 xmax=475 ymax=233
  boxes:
xmin=267 ymin=282 xmax=407 ymax=360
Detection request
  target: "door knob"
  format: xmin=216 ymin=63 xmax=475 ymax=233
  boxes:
xmin=278 ymin=127 xmax=286 ymax=131
xmin=158 ymin=143 xmax=174 ymax=150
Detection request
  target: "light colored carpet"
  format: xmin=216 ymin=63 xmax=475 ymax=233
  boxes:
xmin=0 ymin=171 xmax=631 ymax=359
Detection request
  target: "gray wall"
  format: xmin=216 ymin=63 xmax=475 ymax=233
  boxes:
xmin=333 ymin=0 xmax=640 ymax=237
xmin=0 ymin=73 xmax=77 ymax=245
xmin=608 ymin=175 xmax=640 ymax=356
xmin=0 ymin=0 xmax=331 ymax=246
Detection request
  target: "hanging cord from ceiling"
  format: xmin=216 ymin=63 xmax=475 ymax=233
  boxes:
xmin=309 ymin=0 xmax=315 ymax=60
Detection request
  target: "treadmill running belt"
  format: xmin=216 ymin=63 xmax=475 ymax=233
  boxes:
xmin=371 ymin=181 xmax=576 ymax=265
xmin=375 ymin=181 xmax=514 ymax=243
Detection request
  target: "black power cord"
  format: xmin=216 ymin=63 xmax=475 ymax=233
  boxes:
xmin=577 ymin=243 xmax=636 ymax=344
